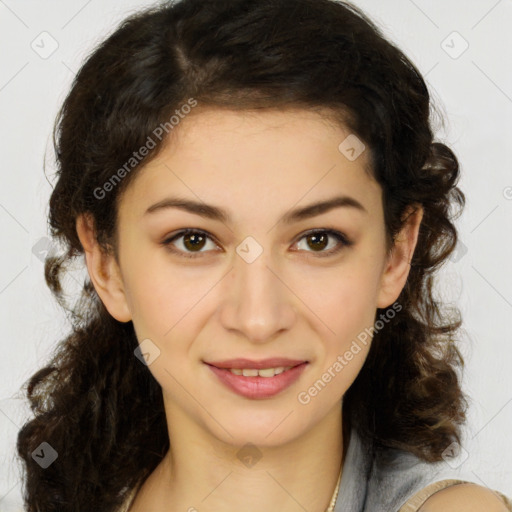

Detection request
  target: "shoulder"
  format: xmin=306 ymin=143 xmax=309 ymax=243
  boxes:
xmin=418 ymin=483 xmax=511 ymax=511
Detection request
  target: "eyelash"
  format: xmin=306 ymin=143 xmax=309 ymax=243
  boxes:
xmin=161 ymin=228 xmax=353 ymax=259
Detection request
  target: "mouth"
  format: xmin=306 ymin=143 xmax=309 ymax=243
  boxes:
xmin=204 ymin=359 xmax=309 ymax=399
xmin=205 ymin=363 xmax=302 ymax=377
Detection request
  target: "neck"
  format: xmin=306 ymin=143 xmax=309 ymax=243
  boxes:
xmin=139 ymin=400 xmax=346 ymax=512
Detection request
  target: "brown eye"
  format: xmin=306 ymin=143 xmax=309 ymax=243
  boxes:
xmin=162 ymin=229 xmax=218 ymax=258
xmin=182 ymin=232 xmax=207 ymax=251
xmin=305 ymin=232 xmax=329 ymax=251
xmin=294 ymin=229 xmax=352 ymax=257
xmin=162 ymin=228 xmax=352 ymax=260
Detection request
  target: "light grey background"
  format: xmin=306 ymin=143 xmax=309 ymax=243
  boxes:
xmin=1 ymin=0 xmax=511 ymax=509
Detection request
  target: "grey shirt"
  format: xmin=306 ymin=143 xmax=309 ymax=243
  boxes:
xmin=335 ymin=423 xmax=469 ymax=511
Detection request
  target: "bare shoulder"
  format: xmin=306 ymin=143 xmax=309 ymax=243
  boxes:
xmin=419 ymin=483 xmax=510 ymax=512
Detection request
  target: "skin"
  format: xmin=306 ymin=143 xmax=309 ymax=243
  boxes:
xmin=76 ymin=108 xmax=425 ymax=511
xmin=419 ymin=483 xmax=510 ymax=511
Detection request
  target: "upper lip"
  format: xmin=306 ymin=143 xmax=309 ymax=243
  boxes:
xmin=205 ymin=358 xmax=308 ymax=370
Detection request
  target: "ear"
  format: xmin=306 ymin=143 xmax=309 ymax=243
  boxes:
xmin=377 ymin=204 xmax=424 ymax=309
xmin=76 ymin=213 xmax=132 ymax=322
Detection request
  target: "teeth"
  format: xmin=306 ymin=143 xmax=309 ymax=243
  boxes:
xmin=242 ymin=368 xmax=259 ymax=377
xmin=230 ymin=366 xmax=292 ymax=377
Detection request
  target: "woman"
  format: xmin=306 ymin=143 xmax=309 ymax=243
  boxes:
xmin=16 ymin=0 xmax=512 ymax=510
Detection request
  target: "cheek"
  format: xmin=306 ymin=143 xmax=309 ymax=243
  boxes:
xmin=302 ymin=277 xmax=376 ymax=401
xmin=121 ymin=242 xmax=212 ymax=333
xmin=121 ymin=266 xmax=181 ymax=341
xmin=291 ymin=254 xmax=382 ymax=387
xmin=294 ymin=256 xmax=382 ymax=334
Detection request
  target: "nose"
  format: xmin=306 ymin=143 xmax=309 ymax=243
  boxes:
xmin=219 ymin=248 xmax=297 ymax=344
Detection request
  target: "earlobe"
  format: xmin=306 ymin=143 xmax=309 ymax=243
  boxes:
xmin=377 ymin=204 xmax=424 ymax=309
xmin=76 ymin=213 xmax=132 ymax=323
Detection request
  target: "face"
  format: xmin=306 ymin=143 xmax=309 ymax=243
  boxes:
xmin=78 ymin=108 xmax=422 ymax=448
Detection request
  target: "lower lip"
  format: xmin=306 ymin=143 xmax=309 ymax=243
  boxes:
xmin=206 ymin=363 xmax=308 ymax=399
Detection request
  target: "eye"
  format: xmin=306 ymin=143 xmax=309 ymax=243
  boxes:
xmin=161 ymin=228 xmax=352 ymax=259
xmin=293 ymin=229 xmax=352 ymax=257
xmin=161 ymin=229 xmax=219 ymax=259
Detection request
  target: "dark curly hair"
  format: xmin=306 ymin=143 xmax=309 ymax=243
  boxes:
xmin=16 ymin=0 xmax=467 ymax=510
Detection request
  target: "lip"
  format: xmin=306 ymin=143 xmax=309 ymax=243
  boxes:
xmin=206 ymin=361 xmax=308 ymax=399
xmin=204 ymin=358 xmax=307 ymax=370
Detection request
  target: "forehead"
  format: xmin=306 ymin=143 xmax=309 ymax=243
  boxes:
xmin=118 ymin=107 xmax=382 ymax=226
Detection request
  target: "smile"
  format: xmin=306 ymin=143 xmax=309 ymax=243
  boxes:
xmin=205 ymin=362 xmax=308 ymax=399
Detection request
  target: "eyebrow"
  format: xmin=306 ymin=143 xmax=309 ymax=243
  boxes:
xmin=144 ymin=195 xmax=367 ymax=224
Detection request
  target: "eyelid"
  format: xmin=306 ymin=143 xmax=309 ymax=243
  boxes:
xmin=161 ymin=227 xmax=352 ymax=259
